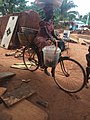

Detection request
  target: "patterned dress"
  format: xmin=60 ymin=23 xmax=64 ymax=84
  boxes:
xmin=34 ymin=20 xmax=54 ymax=52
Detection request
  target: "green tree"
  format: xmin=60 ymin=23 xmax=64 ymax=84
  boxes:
xmin=29 ymin=2 xmax=44 ymax=18
xmin=31 ymin=0 xmax=78 ymax=25
xmin=51 ymin=0 xmax=78 ymax=27
xmin=57 ymin=0 xmax=78 ymax=21
xmin=0 ymin=0 xmax=29 ymax=15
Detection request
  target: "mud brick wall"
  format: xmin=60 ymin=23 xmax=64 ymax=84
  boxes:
xmin=18 ymin=10 xmax=40 ymax=30
xmin=0 ymin=10 xmax=40 ymax=49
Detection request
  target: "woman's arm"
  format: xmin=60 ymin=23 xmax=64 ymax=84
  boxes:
xmin=51 ymin=30 xmax=59 ymax=39
xmin=44 ymin=26 xmax=54 ymax=39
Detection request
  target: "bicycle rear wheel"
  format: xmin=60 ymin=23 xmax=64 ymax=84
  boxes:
xmin=23 ymin=46 xmax=39 ymax=71
xmin=53 ymin=57 xmax=86 ymax=93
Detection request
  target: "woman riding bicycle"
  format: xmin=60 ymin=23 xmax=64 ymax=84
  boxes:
xmin=34 ymin=3 xmax=65 ymax=76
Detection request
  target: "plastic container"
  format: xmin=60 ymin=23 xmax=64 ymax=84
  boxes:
xmin=42 ymin=45 xmax=61 ymax=67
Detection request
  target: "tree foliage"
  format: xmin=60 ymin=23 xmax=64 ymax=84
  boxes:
xmin=57 ymin=0 xmax=78 ymax=20
xmin=28 ymin=2 xmax=44 ymax=18
xmin=0 ymin=0 xmax=30 ymax=15
xmin=0 ymin=0 xmax=86 ymax=25
xmin=30 ymin=0 xmax=78 ymax=22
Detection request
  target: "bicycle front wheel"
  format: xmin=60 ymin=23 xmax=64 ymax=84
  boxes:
xmin=23 ymin=46 xmax=39 ymax=71
xmin=53 ymin=57 xmax=86 ymax=93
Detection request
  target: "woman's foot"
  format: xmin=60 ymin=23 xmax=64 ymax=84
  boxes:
xmin=44 ymin=68 xmax=50 ymax=76
xmin=51 ymin=67 xmax=55 ymax=77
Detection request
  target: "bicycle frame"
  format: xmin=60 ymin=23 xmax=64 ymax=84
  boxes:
xmin=22 ymin=31 xmax=86 ymax=93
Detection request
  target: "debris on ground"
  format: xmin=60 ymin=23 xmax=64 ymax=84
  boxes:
xmin=10 ymin=64 xmax=27 ymax=70
xmin=1 ymin=83 xmax=35 ymax=107
xmin=22 ymin=79 xmax=31 ymax=83
xmin=0 ymin=72 xmax=16 ymax=80
xmin=36 ymin=100 xmax=48 ymax=108
xmin=0 ymin=87 xmax=7 ymax=96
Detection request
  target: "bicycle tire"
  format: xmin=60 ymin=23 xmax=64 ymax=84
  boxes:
xmin=53 ymin=57 xmax=86 ymax=93
xmin=23 ymin=46 xmax=39 ymax=71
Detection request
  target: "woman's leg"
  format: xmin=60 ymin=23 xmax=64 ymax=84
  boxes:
xmin=39 ymin=51 xmax=44 ymax=68
xmin=40 ymin=51 xmax=50 ymax=76
xmin=39 ymin=51 xmax=50 ymax=76
xmin=34 ymin=37 xmax=51 ymax=75
xmin=44 ymin=66 xmax=50 ymax=76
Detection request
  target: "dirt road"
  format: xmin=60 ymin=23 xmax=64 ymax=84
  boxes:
xmin=0 ymin=34 xmax=90 ymax=120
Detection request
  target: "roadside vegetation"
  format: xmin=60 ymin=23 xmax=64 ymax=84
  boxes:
xmin=0 ymin=0 xmax=89 ymax=27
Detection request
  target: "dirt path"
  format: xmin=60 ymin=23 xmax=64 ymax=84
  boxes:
xmin=0 ymin=34 xmax=90 ymax=120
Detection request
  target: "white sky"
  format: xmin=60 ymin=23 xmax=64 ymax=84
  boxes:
xmin=72 ymin=0 xmax=90 ymax=15
xmin=27 ymin=0 xmax=90 ymax=15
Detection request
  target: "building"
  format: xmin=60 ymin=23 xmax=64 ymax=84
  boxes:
xmin=69 ymin=20 xmax=86 ymax=31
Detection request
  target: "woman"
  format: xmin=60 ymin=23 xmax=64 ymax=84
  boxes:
xmin=34 ymin=3 xmax=65 ymax=76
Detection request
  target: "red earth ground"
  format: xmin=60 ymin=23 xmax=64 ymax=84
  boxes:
xmin=0 ymin=33 xmax=90 ymax=120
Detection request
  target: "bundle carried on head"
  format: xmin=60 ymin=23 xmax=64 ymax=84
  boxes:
xmin=35 ymin=0 xmax=63 ymax=8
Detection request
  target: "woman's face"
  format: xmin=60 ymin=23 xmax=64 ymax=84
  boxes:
xmin=45 ymin=10 xmax=53 ymax=20
xmin=44 ymin=3 xmax=53 ymax=20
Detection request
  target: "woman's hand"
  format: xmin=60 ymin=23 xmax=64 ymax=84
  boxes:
xmin=58 ymin=38 xmax=63 ymax=41
xmin=47 ymin=40 xmax=53 ymax=45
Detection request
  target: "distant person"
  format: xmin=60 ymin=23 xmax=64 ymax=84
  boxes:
xmin=86 ymin=46 xmax=90 ymax=82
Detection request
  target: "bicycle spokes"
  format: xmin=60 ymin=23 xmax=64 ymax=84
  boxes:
xmin=60 ymin=60 xmax=69 ymax=77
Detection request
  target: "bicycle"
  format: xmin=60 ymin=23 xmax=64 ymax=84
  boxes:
xmin=20 ymin=27 xmax=86 ymax=93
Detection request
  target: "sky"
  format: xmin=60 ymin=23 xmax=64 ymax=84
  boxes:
xmin=27 ymin=0 xmax=90 ymax=16
xmin=71 ymin=0 xmax=90 ymax=15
